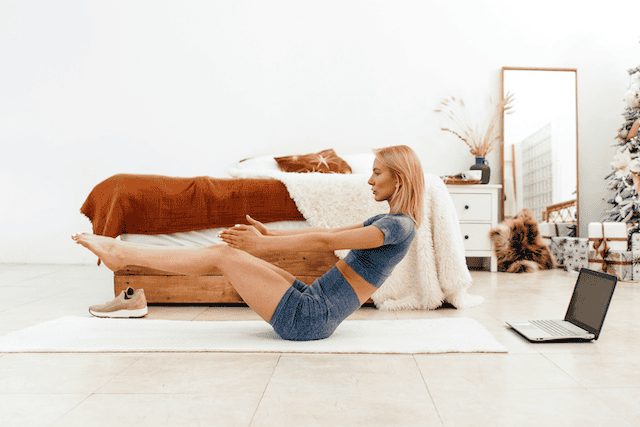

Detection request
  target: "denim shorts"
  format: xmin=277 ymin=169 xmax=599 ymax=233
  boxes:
xmin=269 ymin=266 xmax=361 ymax=341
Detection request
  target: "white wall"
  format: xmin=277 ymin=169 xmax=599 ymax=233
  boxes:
xmin=0 ymin=0 xmax=636 ymax=263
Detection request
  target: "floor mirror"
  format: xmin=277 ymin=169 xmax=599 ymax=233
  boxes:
xmin=501 ymin=67 xmax=579 ymax=233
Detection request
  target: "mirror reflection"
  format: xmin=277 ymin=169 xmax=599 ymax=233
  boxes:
xmin=502 ymin=68 xmax=578 ymax=228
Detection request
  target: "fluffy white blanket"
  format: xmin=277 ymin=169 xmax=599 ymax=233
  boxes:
xmin=228 ymin=168 xmax=484 ymax=310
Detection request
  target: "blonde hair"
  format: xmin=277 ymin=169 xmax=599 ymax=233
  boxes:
xmin=373 ymin=145 xmax=425 ymax=227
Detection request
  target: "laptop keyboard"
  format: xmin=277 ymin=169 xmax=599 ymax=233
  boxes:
xmin=531 ymin=320 xmax=579 ymax=336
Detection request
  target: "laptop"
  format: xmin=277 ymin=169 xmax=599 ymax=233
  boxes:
xmin=505 ymin=268 xmax=617 ymax=342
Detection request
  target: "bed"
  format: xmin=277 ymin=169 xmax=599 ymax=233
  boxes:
xmin=80 ymin=173 xmax=359 ymax=305
xmin=80 ymin=151 xmax=479 ymax=311
xmin=80 ymin=152 xmax=379 ymax=305
xmin=116 ymin=221 xmax=347 ymax=304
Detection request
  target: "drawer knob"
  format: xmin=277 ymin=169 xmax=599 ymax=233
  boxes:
xmin=464 ymin=235 xmax=469 ymax=240
xmin=464 ymin=205 xmax=469 ymax=210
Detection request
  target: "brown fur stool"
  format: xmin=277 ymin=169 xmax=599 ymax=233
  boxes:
xmin=489 ymin=209 xmax=556 ymax=273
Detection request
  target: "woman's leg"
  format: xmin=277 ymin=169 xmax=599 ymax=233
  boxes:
xmin=72 ymin=233 xmax=296 ymax=281
xmin=72 ymin=233 xmax=296 ymax=322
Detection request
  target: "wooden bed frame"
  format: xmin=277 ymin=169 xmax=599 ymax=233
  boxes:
xmin=113 ymin=249 xmax=375 ymax=305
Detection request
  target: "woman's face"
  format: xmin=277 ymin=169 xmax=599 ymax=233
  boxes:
xmin=368 ymin=158 xmax=397 ymax=202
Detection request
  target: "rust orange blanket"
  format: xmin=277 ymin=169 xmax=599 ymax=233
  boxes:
xmin=80 ymin=174 xmax=304 ymax=237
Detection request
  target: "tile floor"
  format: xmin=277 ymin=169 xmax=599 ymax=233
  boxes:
xmin=0 ymin=263 xmax=639 ymax=427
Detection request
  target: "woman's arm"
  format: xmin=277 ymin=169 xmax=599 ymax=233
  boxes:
xmin=220 ymin=225 xmax=384 ymax=252
xmin=246 ymin=214 xmax=363 ymax=236
xmin=269 ymin=228 xmax=327 ymax=236
xmin=268 ymin=227 xmax=384 ymax=251
xmin=269 ymin=223 xmax=363 ymax=236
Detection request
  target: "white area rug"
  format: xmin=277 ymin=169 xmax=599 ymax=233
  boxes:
xmin=0 ymin=316 xmax=508 ymax=354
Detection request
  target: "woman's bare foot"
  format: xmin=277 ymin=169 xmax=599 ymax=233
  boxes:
xmin=71 ymin=233 xmax=127 ymax=272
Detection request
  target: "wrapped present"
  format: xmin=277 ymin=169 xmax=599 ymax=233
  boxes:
xmin=588 ymin=222 xmax=630 ymax=252
xmin=606 ymin=250 xmax=633 ymax=281
xmin=632 ymin=233 xmax=640 ymax=252
xmin=563 ymin=237 xmax=589 ymax=272
xmin=550 ymin=236 xmax=587 ymax=270
xmin=564 ymin=253 xmax=588 ymax=272
xmin=633 ymin=250 xmax=640 ymax=280
xmin=550 ymin=237 xmax=568 ymax=266
xmin=588 ymin=249 xmax=633 ymax=281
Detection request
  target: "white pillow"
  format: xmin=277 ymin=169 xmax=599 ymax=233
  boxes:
xmin=234 ymin=152 xmax=375 ymax=175
xmin=341 ymin=152 xmax=375 ymax=175
xmin=235 ymin=155 xmax=280 ymax=170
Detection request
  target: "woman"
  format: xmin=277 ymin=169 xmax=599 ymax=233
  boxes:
xmin=71 ymin=145 xmax=425 ymax=341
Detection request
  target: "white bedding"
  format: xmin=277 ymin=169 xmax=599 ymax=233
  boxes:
xmin=120 ymin=220 xmax=311 ymax=246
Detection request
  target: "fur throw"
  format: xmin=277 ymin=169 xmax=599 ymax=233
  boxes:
xmin=489 ymin=209 xmax=556 ymax=273
xmin=228 ymin=167 xmax=485 ymax=310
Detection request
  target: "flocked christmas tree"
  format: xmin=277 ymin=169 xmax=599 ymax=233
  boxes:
xmin=603 ymin=66 xmax=640 ymax=223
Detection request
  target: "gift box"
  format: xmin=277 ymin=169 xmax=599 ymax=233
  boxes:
xmin=588 ymin=222 xmax=630 ymax=252
xmin=563 ymin=237 xmax=589 ymax=272
xmin=550 ymin=237 xmax=568 ymax=266
xmin=550 ymin=236 xmax=587 ymax=270
xmin=565 ymin=255 xmax=588 ymax=272
xmin=606 ymin=250 xmax=633 ymax=281
xmin=588 ymin=249 xmax=633 ymax=281
xmin=631 ymin=233 xmax=640 ymax=252
xmin=633 ymin=250 xmax=640 ymax=280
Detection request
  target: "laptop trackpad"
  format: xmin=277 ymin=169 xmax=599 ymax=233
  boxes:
xmin=508 ymin=322 xmax=553 ymax=338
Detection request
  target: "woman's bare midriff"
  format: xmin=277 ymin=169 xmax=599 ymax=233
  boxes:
xmin=335 ymin=259 xmax=378 ymax=305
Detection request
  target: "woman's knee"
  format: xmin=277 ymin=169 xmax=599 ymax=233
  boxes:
xmin=209 ymin=243 xmax=237 ymax=254
xmin=207 ymin=244 xmax=248 ymax=265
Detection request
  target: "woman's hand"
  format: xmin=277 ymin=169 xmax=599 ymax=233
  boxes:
xmin=219 ymin=224 xmax=265 ymax=252
xmin=245 ymin=215 xmax=269 ymax=236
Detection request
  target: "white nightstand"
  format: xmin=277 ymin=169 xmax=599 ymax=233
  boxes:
xmin=446 ymin=184 xmax=501 ymax=272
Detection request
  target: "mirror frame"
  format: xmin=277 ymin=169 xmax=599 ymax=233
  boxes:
xmin=500 ymin=66 xmax=579 ymax=234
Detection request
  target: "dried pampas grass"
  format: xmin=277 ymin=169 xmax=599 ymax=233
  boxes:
xmin=435 ymin=93 xmax=514 ymax=157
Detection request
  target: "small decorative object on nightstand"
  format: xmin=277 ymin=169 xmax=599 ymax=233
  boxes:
xmin=447 ymin=183 xmax=502 ymax=272
xmin=470 ymin=156 xmax=491 ymax=184
xmin=435 ymin=94 xmax=513 ymax=186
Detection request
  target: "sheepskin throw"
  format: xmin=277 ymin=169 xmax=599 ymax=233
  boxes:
xmin=228 ymin=167 xmax=484 ymax=310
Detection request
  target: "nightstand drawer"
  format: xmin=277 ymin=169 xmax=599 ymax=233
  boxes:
xmin=450 ymin=193 xmax=492 ymax=222
xmin=459 ymin=223 xmax=492 ymax=251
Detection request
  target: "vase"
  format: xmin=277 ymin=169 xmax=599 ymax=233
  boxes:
xmin=470 ymin=156 xmax=490 ymax=184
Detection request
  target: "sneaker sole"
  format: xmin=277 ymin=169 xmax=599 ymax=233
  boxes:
xmin=88 ymin=307 xmax=148 ymax=318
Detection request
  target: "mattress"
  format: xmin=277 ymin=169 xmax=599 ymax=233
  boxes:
xmin=119 ymin=220 xmax=311 ymax=247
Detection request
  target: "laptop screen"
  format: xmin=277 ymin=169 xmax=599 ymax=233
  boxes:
xmin=564 ymin=269 xmax=617 ymax=337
